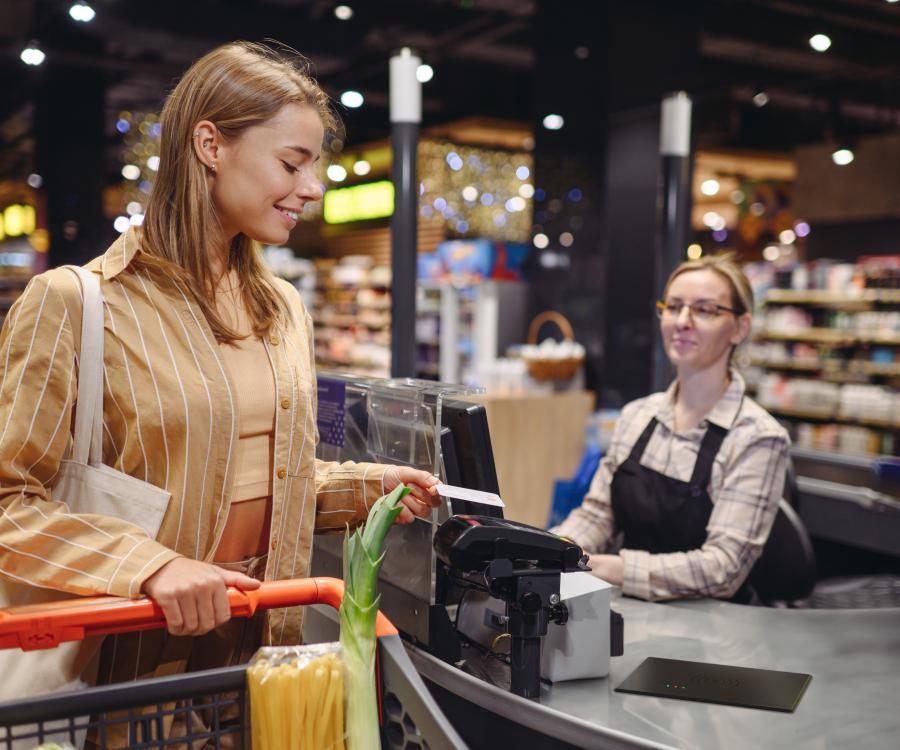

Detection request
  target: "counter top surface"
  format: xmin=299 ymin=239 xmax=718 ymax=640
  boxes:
xmin=542 ymin=596 xmax=900 ymax=749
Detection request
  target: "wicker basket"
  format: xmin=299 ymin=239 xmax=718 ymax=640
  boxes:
xmin=524 ymin=311 xmax=584 ymax=381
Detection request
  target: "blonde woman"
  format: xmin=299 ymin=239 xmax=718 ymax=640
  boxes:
xmin=555 ymin=254 xmax=789 ymax=602
xmin=0 ymin=41 xmax=438 ymax=732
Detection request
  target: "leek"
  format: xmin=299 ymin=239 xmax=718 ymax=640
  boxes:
xmin=340 ymin=482 xmax=410 ymax=749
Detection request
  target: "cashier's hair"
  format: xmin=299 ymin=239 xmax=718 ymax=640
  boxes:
xmin=138 ymin=41 xmax=339 ymax=343
xmin=664 ymin=253 xmax=754 ymax=317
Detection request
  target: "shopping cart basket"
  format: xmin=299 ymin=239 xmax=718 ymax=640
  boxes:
xmin=0 ymin=577 xmax=467 ymax=750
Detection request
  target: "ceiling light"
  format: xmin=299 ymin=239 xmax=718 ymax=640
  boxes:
xmin=809 ymin=33 xmax=832 ymax=52
xmin=340 ymin=90 xmax=364 ymax=108
xmin=700 ymin=178 xmax=720 ymax=196
xmin=27 ymin=173 xmax=42 ymax=189
xmin=832 ymin=147 xmax=854 ymax=166
xmin=416 ymin=64 xmax=434 ymax=83
xmin=752 ymin=91 xmax=769 ymax=107
xmin=334 ymin=5 xmax=353 ymax=20
xmin=542 ymin=114 xmax=564 ymax=130
xmin=121 ymin=164 xmax=141 ymax=180
xmin=779 ymin=229 xmax=797 ymax=244
xmin=763 ymin=245 xmax=780 ymax=261
xmin=20 ymin=42 xmax=45 ymax=66
xmin=687 ymin=244 xmax=702 ymax=260
xmin=352 ymin=159 xmax=371 ymax=176
xmin=533 ymin=233 xmax=549 ymax=249
xmin=326 ymin=164 xmax=347 ymax=182
xmin=69 ymin=2 xmax=96 ymax=23
xmin=702 ymin=211 xmax=722 ymax=228
xmin=113 ymin=216 xmax=130 ymax=233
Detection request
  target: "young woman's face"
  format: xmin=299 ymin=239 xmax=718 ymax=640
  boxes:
xmin=659 ymin=269 xmax=750 ymax=376
xmin=211 ymin=103 xmax=324 ymax=245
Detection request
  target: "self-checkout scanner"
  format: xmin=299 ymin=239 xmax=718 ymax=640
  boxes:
xmin=434 ymin=515 xmax=624 ymax=699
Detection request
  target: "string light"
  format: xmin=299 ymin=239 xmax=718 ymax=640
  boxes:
xmin=68 ymin=2 xmax=96 ymax=23
xmin=20 ymin=42 xmax=45 ymax=66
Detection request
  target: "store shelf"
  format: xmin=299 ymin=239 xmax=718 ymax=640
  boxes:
xmin=750 ymin=358 xmax=900 ymax=379
xmin=749 ymin=357 xmax=823 ymax=372
xmin=762 ymin=405 xmax=900 ymax=430
xmin=758 ymin=328 xmax=900 ymax=346
xmin=853 ymin=362 xmax=900 ymax=377
xmin=757 ymin=327 xmax=857 ymax=345
xmin=765 ymin=289 xmax=900 ymax=305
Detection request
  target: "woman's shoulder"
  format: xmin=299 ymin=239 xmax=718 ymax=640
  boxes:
xmin=734 ymin=393 xmax=791 ymax=444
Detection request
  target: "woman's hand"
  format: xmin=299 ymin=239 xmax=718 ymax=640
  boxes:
xmin=141 ymin=557 xmax=261 ymax=636
xmin=382 ymin=466 xmax=441 ymax=524
xmin=588 ymin=553 xmax=624 ymax=586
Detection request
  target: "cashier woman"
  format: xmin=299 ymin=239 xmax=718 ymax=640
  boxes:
xmin=554 ymin=254 xmax=789 ymax=602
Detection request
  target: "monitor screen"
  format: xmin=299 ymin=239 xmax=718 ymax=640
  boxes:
xmin=439 ymin=399 xmax=503 ymax=519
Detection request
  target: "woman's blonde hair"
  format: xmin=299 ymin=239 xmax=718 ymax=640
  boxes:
xmin=664 ymin=252 xmax=754 ymax=316
xmin=138 ymin=41 xmax=338 ymax=342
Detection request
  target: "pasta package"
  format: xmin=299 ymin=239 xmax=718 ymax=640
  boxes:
xmin=247 ymin=642 xmax=346 ymax=750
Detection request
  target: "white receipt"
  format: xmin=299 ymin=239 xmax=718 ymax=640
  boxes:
xmin=435 ymin=483 xmax=505 ymax=508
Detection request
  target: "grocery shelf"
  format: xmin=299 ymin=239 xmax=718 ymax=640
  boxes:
xmin=765 ymin=289 xmax=900 ymax=305
xmin=763 ymin=404 xmax=900 ymax=430
xmin=758 ymin=328 xmax=900 ymax=346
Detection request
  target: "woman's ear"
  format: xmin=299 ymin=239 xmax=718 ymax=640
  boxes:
xmin=192 ymin=120 xmax=220 ymax=172
xmin=730 ymin=312 xmax=752 ymax=346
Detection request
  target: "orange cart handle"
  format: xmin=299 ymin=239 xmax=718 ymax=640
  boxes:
xmin=0 ymin=576 xmax=397 ymax=652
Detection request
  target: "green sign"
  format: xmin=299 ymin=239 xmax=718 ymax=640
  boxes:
xmin=323 ymin=180 xmax=394 ymax=224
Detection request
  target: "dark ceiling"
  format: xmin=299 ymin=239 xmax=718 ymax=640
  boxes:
xmin=2 ymin=0 xmax=900 ymax=182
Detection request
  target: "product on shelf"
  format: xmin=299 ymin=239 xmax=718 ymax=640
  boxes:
xmin=743 ymin=257 xmax=900 ymax=456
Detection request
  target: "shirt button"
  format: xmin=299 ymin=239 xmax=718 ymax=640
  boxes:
xmin=281 ymin=397 xmax=290 ymax=409
xmin=271 ymin=539 xmax=278 ymax=551
xmin=269 ymin=334 xmax=279 ymax=346
xmin=277 ymin=467 xmax=286 ymax=479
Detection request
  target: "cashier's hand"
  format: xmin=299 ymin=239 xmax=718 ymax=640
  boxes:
xmin=141 ymin=557 xmax=261 ymax=637
xmin=588 ymin=554 xmax=625 ymax=586
xmin=383 ymin=466 xmax=441 ymax=524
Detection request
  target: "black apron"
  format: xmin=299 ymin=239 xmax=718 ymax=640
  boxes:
xmin=610 ymin=416 xmax=753 ymax=602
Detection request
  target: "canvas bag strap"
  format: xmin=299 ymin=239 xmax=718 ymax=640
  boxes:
xmin=63 ymin=265 xmax=104 ymax=466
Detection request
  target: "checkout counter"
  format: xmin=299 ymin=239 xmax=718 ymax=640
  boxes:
xmin=310 ymin=373 xmax=900 ymax=750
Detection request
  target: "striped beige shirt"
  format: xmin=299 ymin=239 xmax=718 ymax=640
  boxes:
xmin=554 ymin=371 xmax=790 ymax=601
xmin=0 ymin=229 xmax=388 ymax=659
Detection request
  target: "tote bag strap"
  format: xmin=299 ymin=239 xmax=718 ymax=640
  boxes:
xmin=62 ymin=265 xmax=104 ymax=466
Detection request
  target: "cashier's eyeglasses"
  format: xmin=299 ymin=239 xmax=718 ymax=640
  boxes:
xmin=655 ymin=299 xmax=739 ymax=322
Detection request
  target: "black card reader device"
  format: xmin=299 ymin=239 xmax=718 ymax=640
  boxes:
xmin=433 ymin=515 xmax=586 ymax=574
xmin=434 ymin=515 xmax=589 ymax=700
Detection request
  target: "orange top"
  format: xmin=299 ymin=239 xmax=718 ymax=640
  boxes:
xmin=215 ymin=273 xmax=276 ymax=560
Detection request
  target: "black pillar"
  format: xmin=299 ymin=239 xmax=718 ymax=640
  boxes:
xmin=530 ymin=0 xmax=700 ymax=405
xmin=389 ymin=49 xmax=422 ymax=379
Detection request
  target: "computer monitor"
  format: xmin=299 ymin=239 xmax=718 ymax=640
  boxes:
xmin=438 ymin=399 xmax=503 ymax=519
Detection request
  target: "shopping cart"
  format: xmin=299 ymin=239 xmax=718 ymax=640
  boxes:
xmin=0 ymin=577 xmax=466 ymax=750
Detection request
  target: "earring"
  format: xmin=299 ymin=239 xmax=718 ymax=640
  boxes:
xmin=193 ymin=131 xmax=200 ymax=138
xmin=210 ymin=163 xmax=217 ymax=173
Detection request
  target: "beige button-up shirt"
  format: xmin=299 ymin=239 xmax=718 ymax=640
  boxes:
xmin=0 ymin=230 xmax=388 ymax=664
xmin=554 ymin=371 xmax=790 ymax=601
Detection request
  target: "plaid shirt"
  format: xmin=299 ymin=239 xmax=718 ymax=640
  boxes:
xmin=553 ymin=371 xmax=789 ymax=601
